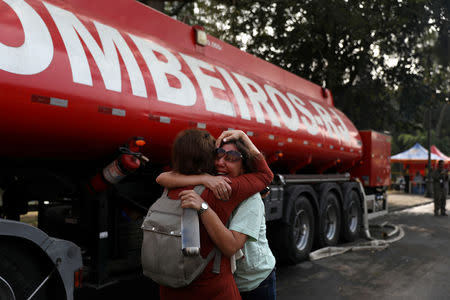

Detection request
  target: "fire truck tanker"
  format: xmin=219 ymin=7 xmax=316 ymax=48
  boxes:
xmin=0 ymin=0 xmax=391 ymax=299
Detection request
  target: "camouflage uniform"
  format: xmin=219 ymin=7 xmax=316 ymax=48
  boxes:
xmin=432 ymin=161 xmax=449 ymax=216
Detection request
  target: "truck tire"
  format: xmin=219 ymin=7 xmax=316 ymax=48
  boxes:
xmin=341 ymin=184 xmax=362 ymax=242
xmin=0 ymin=240 xmax=52 ymax=300
xmin=273 ymin=195 xmax=315 ymax=264
xmin=317 ymin=189 xmax=341 ymax=248
xmin=0 ymin=269 xmax=16 ymax=300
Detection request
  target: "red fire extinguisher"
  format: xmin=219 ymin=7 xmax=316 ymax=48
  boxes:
xmin=88 ymin=137 xmax=149 ymax=193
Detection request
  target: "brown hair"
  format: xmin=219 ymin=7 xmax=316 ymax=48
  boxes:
xmin=220 ymin=139 xmax=258 ymax=173
xmin=171 ymin=129 xmax=216 ymax=175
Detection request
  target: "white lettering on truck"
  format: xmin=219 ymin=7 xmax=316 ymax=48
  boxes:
xmin=286 ymin=93 xmax=319 ymax=135
xmin=310 ymin=101 xmax=343 ymax=141
xmin=264 ymin=85 xmax=300 ymax=131
xmin=0 ymin=0 xmax=53 ymax=75
xmin=233 ymin=73 xmax=281 ymax=127
xmin=44 ymin=2 xmax=146 ymax=97
xmin=0 ymin=0 xmax=353 ymax=144
xmin=180 ymin=53 xmax=235 ymax=116
xmin=330 ymin=109 xmax=351 ymax=142
xmin=130 ymin=35 xmax=196 ymax=106
xmin=216 ymin=66 xmax=251 ymax=120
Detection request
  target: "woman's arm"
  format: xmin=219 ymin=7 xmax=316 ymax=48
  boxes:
xmin=179 ymin=189 xmax=247 ymax=257
xmin=156 ymin=171 xmax=203 ymax=188
xmin=156 ymin=172 xmax=232 ymax=200
xmin=224 ymin=155 xmax=272 ymax=207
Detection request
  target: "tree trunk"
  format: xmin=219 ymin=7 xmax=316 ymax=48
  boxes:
xmin=435 ymin=102 xmax=448 ymax=139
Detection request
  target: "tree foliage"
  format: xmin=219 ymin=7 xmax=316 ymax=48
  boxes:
xmin=161 ymin=0 xmax=449 ymax=154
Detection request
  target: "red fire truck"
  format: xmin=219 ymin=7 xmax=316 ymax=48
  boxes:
xmin=0 ymin=0 xmax=391 ymax=298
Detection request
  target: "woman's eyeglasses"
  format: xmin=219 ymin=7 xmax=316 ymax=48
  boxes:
xmin=215 ymin=148 xmax=243 ymax=162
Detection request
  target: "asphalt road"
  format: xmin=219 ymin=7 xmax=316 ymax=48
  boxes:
xmin=277 ymin=199 xmax=450 ymax=300
xmin=76 ymin=198 xmax=449 ymax=300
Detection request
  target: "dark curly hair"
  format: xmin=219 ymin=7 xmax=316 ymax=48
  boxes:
xmin=171 ymin=129 xmax=216 ymax=175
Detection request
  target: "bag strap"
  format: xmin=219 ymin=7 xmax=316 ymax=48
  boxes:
xmin=212 ymin=248 xmax=221 ymax=274
xmin=193 ymin=184 xmax=221 ymax=272
xmin=161 ymin=188 xmax=169 ymax=197
xmin=192 ymin=184 xmax=221 ymax=274
xmin=193 ymin=185 xmax=205 ymax=195
xmin=211 ymin=216 xmax=232 ymax=274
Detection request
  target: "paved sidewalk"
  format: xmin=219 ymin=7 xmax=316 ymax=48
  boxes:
xmin=387 ymin=190 xmax=433 ymax=212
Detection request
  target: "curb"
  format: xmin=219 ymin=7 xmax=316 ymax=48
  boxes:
xmin=388 ymin=200 xmax=434 ymax=212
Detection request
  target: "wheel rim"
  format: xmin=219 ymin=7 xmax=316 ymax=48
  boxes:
xmin=0 ymin=276 xmax=16 ymax=300
xmin=348 ymin=200 xmax=358 ymax=233
xmin=325 ymin=203 xmax=337 ymax=240
xmin=293 ymin=209 xmax=310 ymax=251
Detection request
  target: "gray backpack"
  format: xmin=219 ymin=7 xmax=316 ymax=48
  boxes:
xmin=141 ymin=185 xmax=221 ymax=288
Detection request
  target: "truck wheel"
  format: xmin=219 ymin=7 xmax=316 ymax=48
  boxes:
xmin=277 ymin=195 xmax=315 ymax=264
xmin=0 ymin=273 xmax=15 ymax=300
xmin=0 ymin=240 xmax=51 ymax=300
xmin=317 ymin=190 xmax=341 ymax=248
xmin=341 ymin=187 xmax=362 ymax=242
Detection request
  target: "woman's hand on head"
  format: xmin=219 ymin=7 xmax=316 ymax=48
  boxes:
xmin=215 ymin=130 xmax=245 ymax=147
xmin=202 ymin=175 xmax=232 ymax=200
xmin=179 ymin=190 xmax=205 ymax=211
xmin=216 ymin=130 xmax=260 ymax=155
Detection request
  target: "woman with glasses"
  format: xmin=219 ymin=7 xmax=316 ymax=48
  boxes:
xmin=157 ymin=129 xmax=273 ymax=300
xmin=157 ymin=130 xmax=276 ymax=300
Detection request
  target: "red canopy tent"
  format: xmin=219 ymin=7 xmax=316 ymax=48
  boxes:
xmin=431 ymin=145 xmax=450 ymax=165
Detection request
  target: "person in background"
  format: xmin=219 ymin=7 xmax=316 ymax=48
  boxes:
xmin=157 ymin=130 xmax=276 ymax=300
xmin=394 ymin=175 xmax=405 ymax=191
xmin=404 ymin=166 xmax=410 ymax=193
xmin=158 ymin=129 xmax=273 ymax=300
xmin=413 ymin=171 xmax=424 ymax=194
xmin=432 ymin=160 xmax=449 ymax=216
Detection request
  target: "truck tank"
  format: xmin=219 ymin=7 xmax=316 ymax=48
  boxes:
xmin=0 ymin=0 xmax=362 ymax=174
